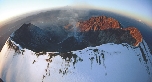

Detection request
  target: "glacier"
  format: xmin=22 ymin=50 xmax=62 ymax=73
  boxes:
xmin=0 ymin=38 xmax=152 ymax=82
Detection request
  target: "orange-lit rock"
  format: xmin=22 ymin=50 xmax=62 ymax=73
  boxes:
xmin=77 ymin=16 xmax=121 ymax=31
xmin=64 ymin=16 xmax=142 ymax=46
xmin=64 ymin=24 xmax=73 ymax=30
xmin=124 ymin=27 xmax=143 ymax=46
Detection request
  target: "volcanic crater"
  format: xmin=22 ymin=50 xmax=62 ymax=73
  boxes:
xmin=10 ymin=16 xmax=142 ymax=52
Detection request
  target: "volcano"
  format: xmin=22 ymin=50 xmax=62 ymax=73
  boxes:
xmin=0 ymin=16 xmax=151 ymax=82
xmin=10 ymin=16 xmax=142 ymax=52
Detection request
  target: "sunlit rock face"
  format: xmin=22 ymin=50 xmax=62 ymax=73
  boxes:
xmin=0 ymin=15 xmax=151 ymax=82
xmin=65 ymin=16 xmax=142 ymax=46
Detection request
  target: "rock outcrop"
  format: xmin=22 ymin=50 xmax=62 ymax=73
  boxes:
xmin=124 ymin=27 xmax=142 ymax=46
xmin=11 ymin=23 xmax=51 ymax=52
xmin=65 ymin=16 xmax=142 ymax=46
xmin=77 ymin=16 xmax=121 ymax=31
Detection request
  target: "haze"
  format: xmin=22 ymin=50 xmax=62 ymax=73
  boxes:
xmin=0 ymin=0 xmax=152 ymax=27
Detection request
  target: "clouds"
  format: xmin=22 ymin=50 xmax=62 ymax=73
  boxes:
xmin=0 ymin=0 xmax=71 ymax=22
xmin=0 ymin=0 xmax=151 ymax=27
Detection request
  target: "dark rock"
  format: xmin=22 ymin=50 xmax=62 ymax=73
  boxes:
xmin=12 ymin=23 xmax=57 ymax=52
xmin=0 ymin=78 xmax=3 ymax=82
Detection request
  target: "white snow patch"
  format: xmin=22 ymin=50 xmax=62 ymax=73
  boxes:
xmin=0 ymin=41 xmax=152 ymax=82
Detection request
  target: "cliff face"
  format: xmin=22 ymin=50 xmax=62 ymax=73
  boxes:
xmin=124 ymin=27 xmax=142 ymax=46
xmin=75 ymin=16 xmax=142 ymax=46
xmin=77 ymin=16 xmax=121 ymax=31
xmin=11 ymin=23 xmax=51 ymax=52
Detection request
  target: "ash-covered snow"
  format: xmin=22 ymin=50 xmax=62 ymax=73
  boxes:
xmin=0 ymin=39 xmax=152 ymax=82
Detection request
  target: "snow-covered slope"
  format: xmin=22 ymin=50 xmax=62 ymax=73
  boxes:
xmin=0 ymin=38 xmax=151 ymax=82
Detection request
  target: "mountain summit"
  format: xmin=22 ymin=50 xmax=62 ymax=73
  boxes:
xmin=65 ymin=16 xmax=142 ymax=46
xmin=0 ymin=15 xmax=151 ymax=82
xmin=11 ymin=23 xmax=51 ymax=52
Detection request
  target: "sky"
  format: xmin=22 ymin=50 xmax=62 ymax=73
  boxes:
xmin=0 ymin=0 xmax=152 ymax=27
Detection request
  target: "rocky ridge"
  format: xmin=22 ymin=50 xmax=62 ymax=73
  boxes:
xmin=124 ymin=27 xmax=142 ymax=46
xmin=77 ymin=16 xmax=121 ymax=31
xmin=11 ymin=16 xmax=142 ymax=52
xmin=65 ymin=16 xmax=142 ymax=46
